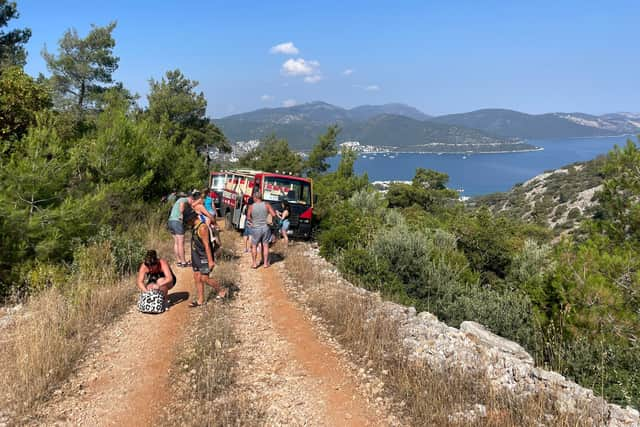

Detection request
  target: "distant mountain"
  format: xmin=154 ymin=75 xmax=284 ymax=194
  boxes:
xmin=340 ymin=114 xmax=532 ymax=152
xmin=220 ymin=101 xmax=430 ymax=124
xmin=215 ymin=102 xmax=536 ymax=153
xmin=221 ymin=101 xmax=352 ymax=125
xmin=348 ymin=103 xmax=431 ymax=121
xmin=430 ymin=109 xmax=622 ymax=139
xmin=556 ymin=112 xmax=640 ymax=134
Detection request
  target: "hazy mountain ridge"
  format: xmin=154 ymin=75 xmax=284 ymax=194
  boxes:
xmin=556 ymin=112 xmax=640 ymax=134
xmin=214 ymin=102 xmax=639 ymax=152
xmin=215 ymin=102 xmax=536 ymax=153
xmin=431 ymin=108 xmax=640 ymax=139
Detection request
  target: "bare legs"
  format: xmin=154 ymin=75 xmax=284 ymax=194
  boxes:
xmin=251 ymin=241 xmax=259 ymax=268
xmin=148 ymin=275 xmax=174 ymax=299
xmin=251 ymin=241 xmax=267 ymax=268
xmin=193 ymin=271 xmax=225 ymax=305
xmin=262 ymin=240 xmax=270 ymax=268
xmin=280 ymin=228 xmax=289 ymax=248
xmin=173 ymin=234 xmax=186 ymax=265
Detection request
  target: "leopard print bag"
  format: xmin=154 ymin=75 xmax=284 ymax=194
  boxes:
xmin=138 ymin=289 xmax=165 ymax=314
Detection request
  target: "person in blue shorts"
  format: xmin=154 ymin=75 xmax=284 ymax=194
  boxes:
xmin=247 ymin=191 xmax=276 ymax=268
xmin=167 ymin=194 xmax=191 ymax=267
xmin=276 ymin=200 xmax=290 ymax=248
xmin=242 ymin=196 xmax=254 ymax=253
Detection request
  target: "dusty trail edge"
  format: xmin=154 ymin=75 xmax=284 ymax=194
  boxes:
xmin=34 ymin=229 xmax=391 ymax=426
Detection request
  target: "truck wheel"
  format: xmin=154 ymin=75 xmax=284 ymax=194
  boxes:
xmin=225 ymin=211 xmax=233 ymax=230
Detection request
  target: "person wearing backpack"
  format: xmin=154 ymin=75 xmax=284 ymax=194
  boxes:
xmin=183 ymin=205 xmax=227 ymax=307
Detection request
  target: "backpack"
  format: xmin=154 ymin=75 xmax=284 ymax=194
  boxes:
xmin=138 ymin=289 xmax=165 ymax=314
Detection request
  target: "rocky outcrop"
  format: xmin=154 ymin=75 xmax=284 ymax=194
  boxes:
xmin=302 ymin=245 xmax=640 ymax=427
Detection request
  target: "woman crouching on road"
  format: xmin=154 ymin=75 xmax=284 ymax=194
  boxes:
xmin=136 ymin=250 xmax=176 ymax=300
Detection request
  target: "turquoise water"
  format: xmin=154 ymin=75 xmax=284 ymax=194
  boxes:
xmin=329 ymin=135 xmax=636 ymax=196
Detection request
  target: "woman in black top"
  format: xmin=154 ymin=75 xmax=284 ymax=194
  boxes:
xmin=136 ymin=250 xmax=176 ymax=299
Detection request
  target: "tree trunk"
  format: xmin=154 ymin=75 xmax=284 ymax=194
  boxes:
xmin=79 ymin=80 xmax=85 ymax=108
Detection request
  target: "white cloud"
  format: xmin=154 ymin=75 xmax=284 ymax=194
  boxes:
xmin=304 ymin=74 xmax=323 ymax=84
xmin=343 ymin=68 xmax=354 ymax=76
xmin=355 ymin=84 xmax=381 ymax=91
xmin=281 ymin=58 xmax=320 ymax=76
xmin=270 ymin=42 xmax=299 ymax=55
xmin=260 ymin=94 xmax=274 ymax=102
xmin=282 ymin=99 xmax=297 ymax=107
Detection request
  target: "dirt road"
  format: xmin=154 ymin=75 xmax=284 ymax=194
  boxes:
xmin=35 ymin=231 xmax=387 ymax=426
xmin=231 ymin=243 xmax=383 ymax=426
xmin=36 ymin=266 xmax=193 ymax=426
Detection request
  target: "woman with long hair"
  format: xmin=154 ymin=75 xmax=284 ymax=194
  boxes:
xmin=277 ymin=200 xmax=290 ymax=248
xmin=136 ymin=250 xmax=176 ymax=300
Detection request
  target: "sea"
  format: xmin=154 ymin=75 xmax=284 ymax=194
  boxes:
xmin=328 ymin=135 xmax=636 ymax=196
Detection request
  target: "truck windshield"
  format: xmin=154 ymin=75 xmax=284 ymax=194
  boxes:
xmin=263 ymin=177 xmax=311 ymax=205
xmin=210 ymin=175 xmax=225 ymax=191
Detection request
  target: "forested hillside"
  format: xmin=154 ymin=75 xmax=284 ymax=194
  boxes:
xmin=299 ymin=134 xmax=640 ymax=409
xmin=0 ymin=14 xmax=228 ymax=296
xmin=475 ymin=157 xmax=606 ymax=233
xmin=215 ymin=101 xmax=537 ymax=153
xmin=431 ymin=108 xmax=619 ymax=139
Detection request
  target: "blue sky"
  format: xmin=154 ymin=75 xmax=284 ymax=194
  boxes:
xmin=14 ymin=0 xmax=640 ymax=117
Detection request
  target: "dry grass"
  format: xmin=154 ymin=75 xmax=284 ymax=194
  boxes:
xmin=161 ymin=300 xmax=265 ymax=426
xmin=285 ymin=249 xmax=600 ymax=426
xmin=0 ymin=271 xmax=133 ymax=419
xmin=0 ymin=215 xmax=171 ymax=421
xmin=141 ymin=211 xmax=174 ymax=261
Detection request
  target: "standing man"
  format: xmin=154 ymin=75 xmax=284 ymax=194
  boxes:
xmin=183 ymin=205 xmax=226 ymax=307
xmin=247 ymin=191 xmax=277 ymax=268
xmin=167 ymin=193 xmax=191 ymax=267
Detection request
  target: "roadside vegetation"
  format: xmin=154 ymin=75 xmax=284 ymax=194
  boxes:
xmin=160 ymin=262 xmax=265 ymax=427
xmin=303 ymin=135 xmax=640 ymax=409
xmin=0 ymin=4 xmax=228 ymax=418
xmin=220 ymin=98 xmax=640 ymax=409
xmin=285 ymin=250 xmax=596 ymax=426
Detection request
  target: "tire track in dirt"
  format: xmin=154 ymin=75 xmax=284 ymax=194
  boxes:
xmin=36 ymin=228 xmax=386 ymax=426
xmin=35 ymin=266 xmax=194 ymax=426
xmin=232 ymin=236 xmax=383 ymax=426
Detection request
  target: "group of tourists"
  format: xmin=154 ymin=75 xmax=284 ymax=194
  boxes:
xmin=138 ymin=189 xmax=290 ymax=311
xmin=138 ymin=189 xmax=225 ymax=310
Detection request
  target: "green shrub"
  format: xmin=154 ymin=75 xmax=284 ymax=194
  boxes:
xmin=348 ymin=188 xmax=386 ymax=213
xmin=337 ymin=248 xmax=407 ymax=298
xmin=17 ymin=261 xmax=69 ymax=294
xmin=317 ymin=201 xmax=377 ymax=259
xmin=441 ymin=285 xmax=537 ymax=350
xmin=91 ymin=226 xmax=146 ymax=275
